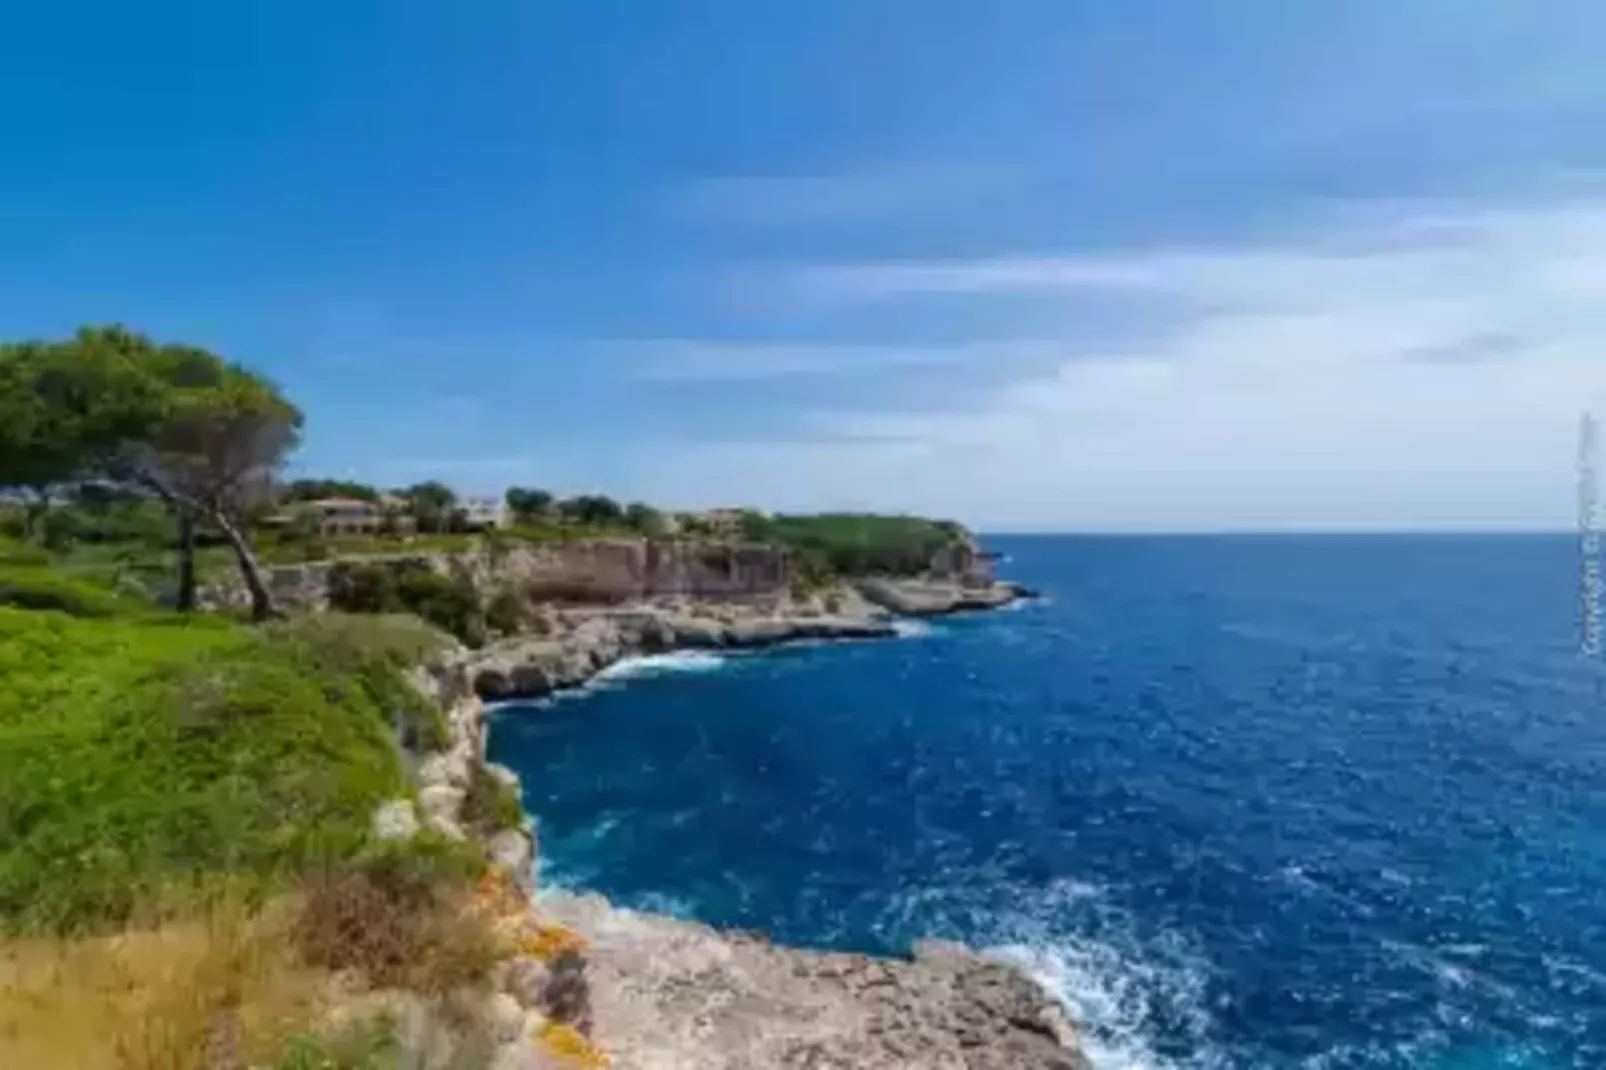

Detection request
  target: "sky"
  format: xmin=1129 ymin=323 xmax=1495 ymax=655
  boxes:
xmin=3 ymin=1 xmax=1605 ymax=531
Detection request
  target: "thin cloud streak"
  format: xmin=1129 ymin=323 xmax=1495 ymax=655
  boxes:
xmin=605 ymin=339 xmax=1047 ymax=383
xmin=638 ymin=197 xmax=1606 ymax=530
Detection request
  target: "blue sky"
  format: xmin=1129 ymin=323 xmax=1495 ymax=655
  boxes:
xmin=3 ymin=2 xmax=1605 ymax=529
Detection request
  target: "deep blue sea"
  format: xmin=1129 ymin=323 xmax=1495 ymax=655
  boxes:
xmin=488 ymin=536 xmax=1606 ymax=1070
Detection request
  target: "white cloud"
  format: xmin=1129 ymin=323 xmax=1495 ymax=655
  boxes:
xmin=605 ymin=339 xmax=1038 ymax=382
xmin=637 ymin=198 xmax=1606 ymax=530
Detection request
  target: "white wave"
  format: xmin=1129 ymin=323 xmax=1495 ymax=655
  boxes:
xmin=996 ymin=594 xmax=1045 ymax=612
xmin=887 ymin=876 xmax=1223 ymax=1070
xmin=629 ymin=890 xmax=699 ymax=920
xmin=893 ymin=618 xmax=936 ymax=638
xmin=593 ymin=651 xmax=731 ymax=682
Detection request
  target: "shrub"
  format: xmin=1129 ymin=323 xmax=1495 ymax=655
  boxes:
xmin=271 ymin=1017 xmax=401 ymax=1070
xmin=0 ymin=566 xmax=137 ymax=617
xmin=268 ymin=613 xmax=454 ymax=752
xmin=292 ymin=838 xmax=494 ymax=994
xmin=0 ymin=536 xmax=53 ymax=567
xmin=484 ymin=589 xmax=531 ymax=636
xmin=0 ymin=608 xmax=412 ymax=934
xmin=394 ymin=568 xmax=486 ymax=649
xmin=326 ymin=562 xmax=487 ymax=649
xmin=459 ymin=765 xmax=524 ymax=837
xmin=764 ymin=513 xmax=966 ymax=577
xmin=327 ymin=561 xmax=399 ymax=614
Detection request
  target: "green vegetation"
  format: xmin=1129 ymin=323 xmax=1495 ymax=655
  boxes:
xmin=0 ymin=326 xmax=302 ymax=619
xmin=746 ymin=512 xmax=967 ymax=578
xmin=505 ymin=485 xmax=554 ymax=521
xmin=0 ymin=606 xmax=461 ymax=935
xmin=391 ymin=479 xmax=456 ymax=533
xmin=272 ymin=1017 xmax=403 ymax=1070
xmin=459 ymin=765 xmax=526 ymax=838
xmin=556 ymin=493 xmax=624 ymax=526
xmin=327 ymin=560 xmax=488 ymax=648
xmin=484 ymin=587 xmax=534 ymax=636
xmin=281 ymin=478 xmax=382 ymax=503
xmin=0 ymin=565 xmax=150 ymax=617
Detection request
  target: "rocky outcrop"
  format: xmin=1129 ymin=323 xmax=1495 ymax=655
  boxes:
xmin=539 ymin=892 xmax=1092 ymax=1070
xmin=856 ymin=578 xmax=1033 ymax=616
xmin=468 ymin=600 xmax=897 ymax=702
xmin=373 ymin=565 xmax=1085 ymax=1070
xmin=201 ymin=538 xmax=796 ymax=614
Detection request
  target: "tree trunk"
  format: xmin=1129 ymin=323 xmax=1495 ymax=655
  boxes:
xmin=212 ymin=508 xmax=280 ymax=622
xmin=174 ymin=510 xmax=198 ymax=612
xmin=21 ymin=487 xmax=49 ymax=542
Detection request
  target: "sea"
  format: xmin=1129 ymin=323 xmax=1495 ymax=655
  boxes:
xmin=486 ymin=535 xmax=1606 ymax=1070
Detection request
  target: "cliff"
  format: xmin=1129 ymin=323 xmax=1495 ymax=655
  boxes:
xmin=205 ymin=537 xmax=796 ymax=615
xmin=395 ymin=635 xmax=1091 ymax=1070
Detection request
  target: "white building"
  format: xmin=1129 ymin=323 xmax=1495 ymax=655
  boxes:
xmin=458 ymin=496 xmax=508 ymax=531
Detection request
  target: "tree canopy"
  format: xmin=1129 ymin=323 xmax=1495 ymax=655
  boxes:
xmin=400 ymin=481 xmax=457 ymax=532
xmin=623 ymin=501 xmax=667 ymax=535
xmin=558 ymin=494 xmax=624 ymax=526
xmin=505 ymin=486 xmax=554 ymax=517
xmin=283 ymin=478 xmax=381 ymax=503
xmin=0 ymin=326 xmax=302 ymax=618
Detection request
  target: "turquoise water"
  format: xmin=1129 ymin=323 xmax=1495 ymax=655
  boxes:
xmin=488 ymin=536 xmax=1606 ymax=1069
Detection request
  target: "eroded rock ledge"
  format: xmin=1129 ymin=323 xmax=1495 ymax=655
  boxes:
xmin=468 ymin=579 xmax=1031 ymax=702
xmin=536 ymin=892 xmax=1092 ymax=1070
xmin=854 ymin=577 xmax=1037 ymax=616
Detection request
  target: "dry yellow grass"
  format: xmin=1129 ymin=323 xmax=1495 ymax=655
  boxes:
xmin=0 ymin=904 xmax=326 ymax=1070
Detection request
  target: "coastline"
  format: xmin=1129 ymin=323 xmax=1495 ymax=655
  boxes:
xmin=401 ymin=573 xmax=1094 ymax=1069
xmin=466 ymin=577 xmax=1035 ymax=705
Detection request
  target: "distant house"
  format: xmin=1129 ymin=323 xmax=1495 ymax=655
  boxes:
xmin=285 ymin=496 xmax=415 ymax=538
xmin=701 ymin=507 xmax=753 ymax=536
xmin=457 ymin=496 xmax=508 ymax=531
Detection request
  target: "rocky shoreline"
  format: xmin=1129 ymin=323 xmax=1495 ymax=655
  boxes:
xmin=387 ymin=573 xmax=1087 ymax=1069
xmin=467 ymin=577 xmax=1033 ymax=703
xmin=541 ymin=892 xmax=1090 ymax=1070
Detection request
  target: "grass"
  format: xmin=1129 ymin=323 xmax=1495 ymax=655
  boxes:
xmin=0 ymin=607 xmax=463 ymax=934
xmin=0 ymin=564 xmax=151 ymax=617
xmin=0 ymin=845 xmax=505 ymax=1070
xmin=0 ymin=902 xmax=325 ymax=1070
xmin=0 ymin=595 xmax=507 ymax=1067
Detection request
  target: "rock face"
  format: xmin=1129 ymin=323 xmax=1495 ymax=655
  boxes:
xmin=201 ymin=538 xmax=795 ymax=614
xmin=373 ymin=556 xmax=1089 ymax=1070
xmin=855 ymin=578 xmax=1031 ymax=616
xmin=540 ymin=892 xmax=1092 ymax=1070
xmin=468 ymin=601 xmax=898 ymax=701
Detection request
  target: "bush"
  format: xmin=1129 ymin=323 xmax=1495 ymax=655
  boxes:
xmin=764 ymin=513 xmax=967 ymax=577
xmin=484 ymin=589 xmax=531 ymax=636
xmin=0 ymin=608 xmax=413 ymax=934
xmin=271 ymin=1017 xmax=401 ymax=1070
xmin=326 ymin=561 xmax=487 ymax=650
xmin=268 ymin=613 xmax=454 ymax=752
xmin=459 ymin=765 xmax=524 ymax=838
xmin=394 ymin=568 xmax=485 ymax=649
xmin=327 ymin=561 xmax=399 ymax=614
xmin=0 ymin=566 xmax=138 ymax=617
xmin=0 ymin=537 xmax=53 ymax=568
xmin=292 ymin=837 xmax=494 ymax=994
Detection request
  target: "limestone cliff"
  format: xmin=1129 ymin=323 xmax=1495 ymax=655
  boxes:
xmin=206 ymin=537 xmax=796 ymax=614
xmin=389 ymin=632 xmax=1091 ymax=1070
